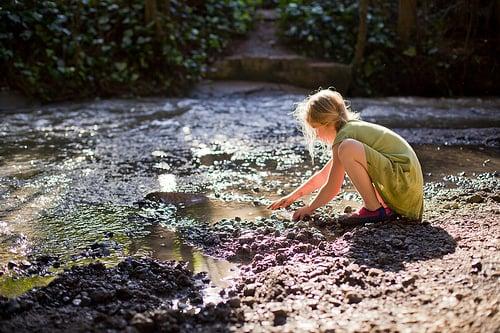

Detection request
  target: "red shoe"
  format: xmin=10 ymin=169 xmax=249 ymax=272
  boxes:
xmin=340 ymin=206 xmax=393 ymax=226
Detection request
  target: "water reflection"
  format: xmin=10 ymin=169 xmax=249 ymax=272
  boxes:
xmin=130 ymin=226 xmax=238 ymax=288
xmin=414 ymin=145 xmax=499 ymax=181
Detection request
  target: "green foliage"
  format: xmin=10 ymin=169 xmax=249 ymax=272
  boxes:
xmin=0 ymin=0 xmax=256 ymax=101
xmin=277 ymin=0 xmax=499 ymax=96
xmin=278 ymin=1 xmax=362 ymax=63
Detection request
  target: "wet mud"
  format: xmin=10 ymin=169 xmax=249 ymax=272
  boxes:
xmin=0 ymin=258 xmax=243 ymax=333
xmin=0 ymin=92 xmax=499 ymax=332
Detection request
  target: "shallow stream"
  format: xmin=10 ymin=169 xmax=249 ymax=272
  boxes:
xmin=1 ymin=93 xmax=498 ymax=297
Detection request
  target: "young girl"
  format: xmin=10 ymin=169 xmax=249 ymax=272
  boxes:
xmin=268 ymin=89 xmax=423 ymax=224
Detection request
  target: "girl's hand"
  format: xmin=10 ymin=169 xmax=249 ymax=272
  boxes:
xmin=292 ymin=205 xmax=314 ymax=221
xmin=267 ymin=194 xmax=297 ymax=210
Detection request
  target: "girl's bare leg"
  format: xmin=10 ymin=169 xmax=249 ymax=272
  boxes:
xmin=337 ymin=139 xmax=382 ymax=211
xmin=374 ymin=187 xmax=388 ymax=208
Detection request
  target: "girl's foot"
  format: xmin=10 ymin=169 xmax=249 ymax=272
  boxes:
xmin=340 ymin=206 xmax=393 ymax=226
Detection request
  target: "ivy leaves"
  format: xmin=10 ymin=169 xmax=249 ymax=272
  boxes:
xmin=0 ymin=0 xmax=256 ymax=101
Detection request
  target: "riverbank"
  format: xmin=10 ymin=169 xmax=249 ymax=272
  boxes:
xmin=0 ymin=87 xmax=498 ymax=332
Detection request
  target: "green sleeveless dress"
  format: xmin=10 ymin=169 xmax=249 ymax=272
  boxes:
xmin=332 ymin=119 xmax=423 ymax=220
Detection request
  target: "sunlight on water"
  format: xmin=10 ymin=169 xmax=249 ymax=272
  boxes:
xmin=158 ymin=174 xmax=177 ymax=192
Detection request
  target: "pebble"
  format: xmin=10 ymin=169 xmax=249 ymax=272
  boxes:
xmin=131 ymin=313 xmax=154 ymax=332
xmin=466 ymin=194 xmax=484 ymax=204
xmin=243 ymin=284 xmax=258 ymax=297
xmin=345 ymin=291 xmax=363 ymax=304
xmin=272 ymin=308 xmax=287 ymax=326
xmin=402 ymin=275 xmax=418 ymax=287
xmin=471 ymin=260 xmax=482 ymax=274
xmin=228 ymin=297 xmax=241 ymax=308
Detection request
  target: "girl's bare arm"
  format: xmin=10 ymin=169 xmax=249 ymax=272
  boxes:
xmin=291 ymin=158 xmax=333 ymax=198
xmin=306 ymin=145 xmax=345 ymax=211
xmin=268 ymin=158 xmax=333 ymax=210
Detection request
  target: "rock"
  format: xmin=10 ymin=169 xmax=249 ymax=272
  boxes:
xmin=90 ymin=289 xmax=113 ymax=304
xmin=391 ymin=238 xmax=404 ymax=248
xmin=295 ymin=230 xmax=312 ymax=242
xmin=471 ymin=260 xmax=482 ymax=274
xmin=236 ymin=244 xmax=251 ymax=257
xmin=177 ymin=301 xmax=188 ymax=310
xmin=190 ymin=293 xmax=203 ymax=305
xmin=402 ymin=275 xmax=418 ymax=287
xmin=7 ymin=261 xmax=17 ymax=269
xmin=238 ymin=234 xmax=255 ymax=245
xmin=272 ymin=308 xmax=287 ymax=326
xmin=72 ymin=298 xmax=82 ymax=306
xmin=253 ymin=254 xmax=264 ymax=262
xmin=346 ymin=263 xmax=360 ymax=272
xmin=241 ymin=296 xmax=255 ymax=306
xmin=466 ymin=194 xmax=484 ymax=204
xmin=275 ymin=253 xmax=287 ymax=264
xmin=90 ymin=242 xmax=104 ymax=250
xmin=20 ymin=260 xmax=32 ymax=268
xmin=345 ymin=291 xmax=363 ymax=304
xmin=145 ymin=192 xmax=209 ymax=207
xmin=228 ymin=297 xmax=241 ymax=308
xmin=243 ymin=284 xmax=258 ymax=297
xmin=131 ymin=313 xmax=154 ymax=332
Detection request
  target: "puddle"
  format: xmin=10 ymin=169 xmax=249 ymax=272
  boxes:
xmin=129 ymin=225 xmax=239 ymax=288
xmin=415 ymin=145 xmax=499 ymax=182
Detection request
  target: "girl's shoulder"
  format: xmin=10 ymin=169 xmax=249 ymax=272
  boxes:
xmin=334 ymin=119 xmax=389 ymax=146
xmin=338 ymin=119 xmax=365 ymax=132
xmin=342 ymin=119 xmax=386 ymax=131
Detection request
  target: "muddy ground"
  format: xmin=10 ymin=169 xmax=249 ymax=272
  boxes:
xmin=0 ymin=89 xmax=499 ymax=332
xmin=1 ymin=173 xmax=498 ymax=332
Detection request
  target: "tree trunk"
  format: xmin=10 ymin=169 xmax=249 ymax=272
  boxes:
xmin=352 ymin=0 xmax=369 ymax=68
xmin=495 ymin=0 xmax=500 ymax=30
xmin=397 ymin=0 xmax=417 ymax=42
xmin=145 ymin=0 xmax=163 ymax=38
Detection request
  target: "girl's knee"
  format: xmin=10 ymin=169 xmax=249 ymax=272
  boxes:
xmin=338 ymin=139 xmax=362 ymax=161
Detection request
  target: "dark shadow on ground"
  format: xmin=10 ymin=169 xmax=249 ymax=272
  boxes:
xmin=340 ymin=221 xmax=457 ymax=272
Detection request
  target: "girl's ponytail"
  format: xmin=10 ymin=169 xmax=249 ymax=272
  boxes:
xmin=293 ymin=89 xmax=359 ymax=162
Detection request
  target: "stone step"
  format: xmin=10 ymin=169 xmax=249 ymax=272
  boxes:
xmin=206 ymin=56 xmax=352 ymax=93
xmin=207 ymin=8 xmax=352 ymax=93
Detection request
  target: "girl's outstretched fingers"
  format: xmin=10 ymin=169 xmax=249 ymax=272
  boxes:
xmin=292 ymin=206 xmax=313 ymax=221
xmin=267 ymin=195 xmax=294 ymax=210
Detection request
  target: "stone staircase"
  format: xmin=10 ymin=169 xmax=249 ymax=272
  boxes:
xmin=206 ymin=9 xmax=352 ymax=93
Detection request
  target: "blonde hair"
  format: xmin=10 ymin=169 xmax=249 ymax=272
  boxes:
xmin=293 ymin=88 xmax=359 ymax=161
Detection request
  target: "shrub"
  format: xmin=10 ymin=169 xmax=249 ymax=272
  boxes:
xmin=277 ymin=0 xmax=499 ymax=96
xmin=0 ymin=0 xmax=256 ymax=101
